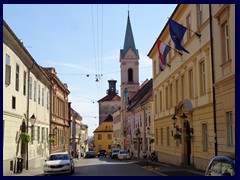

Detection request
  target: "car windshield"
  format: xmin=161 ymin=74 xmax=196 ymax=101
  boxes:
xmin=49 ymin=154 xmax=69 ymax=160
xmin=120 ymin=150 xmax=128 ymax=154
xmin=99 ymin=150 xmax=106 ymax=153
xmin=113 ymin=150 xmax=120 ymax=153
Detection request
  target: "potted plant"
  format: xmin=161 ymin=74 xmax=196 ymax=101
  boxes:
xmin=20 ymin=132 xmax=31 ymax=144
xmin=149 ymin=138 xmax=154 ymax=144
xmin=49 ymin=138 xmax=55 ymax=143
xmin=173 ymin=133 xmax=182 ymax=140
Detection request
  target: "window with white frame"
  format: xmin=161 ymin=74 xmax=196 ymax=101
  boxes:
xmin=176 ymin=79 xmax=179 ymax=104
xmin=38 ymin=126 xmax=40 ymax=144
xmin=38 ymin=84 xmax=41 ymax=104
xmin=160 ymin=91 xmax=162 ymax=112
xmin=226 ymin=111 xmax=233 ymax=146
xmin=202 ymin=123 xmax=208 ymax=151
xmin=42 ymin=87 xmax=44 ymax=106
xmin=166 ymin=86 xmax=168 ymax=110
xmin=170 ymin=83 xmax=173 ymax=108
xmin=200 ymin=61 xmax=206 ymax=95
xmin=47 ymin=92 xmax=49 ymax=110
xmin=197 ymin=4 xmax=203 ymax=28
xmin=181 ymin=75 xmax=185 ymax=100
xmin=34 ymin=81 xmax=37 ymax=102
xmin=29 ymin=77 xmax=32 ymax=99
xmin=15 ymin=63 xmax=19 ymax=91
xmin=23 ymin=71 xmax=26 ymax=95
xmin=5 ymin=54 xmax=11 ymax=86
xmin=222 ymin=22 xmax=230 ymax=62
xmin=189 ymin=69 xmax=194 ymax=99
xmin=186 ymin=14 xmax=191 ymax=40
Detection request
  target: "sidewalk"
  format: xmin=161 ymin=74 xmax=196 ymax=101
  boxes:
xmin=130 ymin=158 xmax=205 ymax=176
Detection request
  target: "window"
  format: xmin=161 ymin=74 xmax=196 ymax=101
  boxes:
xmin=38 ymin=85 xmax=41 ymax=104
xmin=42 ymin=127 xmax=44 ymax=143
xmin=181 ymin=75 xmax=185 ymax=100
xmin=156 ymin=128 xmax=158 ymax=144
xmin=170 ymin=84 xmax=173 ymax=108
xmin=226 ymin=112 xmax=233 ymax=145
xmin=166 ymin=86 xmax=168 ymax=109
xmin=98 ymin=145 xmax=102 ymax=150
xmin=107 ymin=134 xmax=112 ymax=140
xmin=42 ymin=88 xmax=44 ymax=106
xmin=202 ymin=123 xmax=208 ymax=151
xmin=31 ymin=125 xmax=34 ymax=144
xmin=128 ymin=68 xmax=133 ymax=82
xmin=29 ymin=77 xmax=32 ymax=99
xmin=154 ymin=94 xmax=158 ymax=114
xmin=108 ymin=145 xmax=111 ymax=149
xmin=5 ymin=54 xmax=11 ymax=86
xmin=222 ymin=22 xmax=230 ymax=62
xmin=12 ymin=96 xmax=16 ymax=109
xmin=160 ymin=91 xmax=162 ymax=112
xmin=186 ymin=14 xmax=191 ymax=40
xmin=145 ymin=114 xmax=147 ymax=127
xmin=98 ymin=134 xmax=102 ymax=140
xmin=189 ymin=69 xmax=194 ymax=99
xmin=200 ymin=61 xmax=206 ymax=95
xmin=148 ymin=115 xmax=151 ymax=127
xmin=167 ymin=127 xmax=170 ymax=146
xmin=23 ymin=71 xmax=26 ymax=95
xmin=47 ymin=92 xmax=49 ymax=110
xmin=46 ymin=128 xmax=48 ymax=142
xmin=153 ymin=61 xmax=156 ymax=77
xmin=37 ymin=126 xmax=40 ymax=144
xmin=34 ymin=81 xmax=37 ymax=102
xmin=197 ymin=4 xmax=203 ymax=28
xmin=161 ymin=128 xmax=163 ymax=145
xmin=176 ymin=79 xmax=179 ymax=104
xmin=15 ymin=63 xmax=19 ymax=91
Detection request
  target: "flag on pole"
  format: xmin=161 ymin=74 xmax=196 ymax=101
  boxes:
xmin=157 ymin=40 xmax=170 ymax=71
xmin=169 ymin=19 xmax=189 ymax=54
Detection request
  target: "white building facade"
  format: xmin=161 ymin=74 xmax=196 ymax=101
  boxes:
xmin=3 ymin=20 xmax=52 ymax=175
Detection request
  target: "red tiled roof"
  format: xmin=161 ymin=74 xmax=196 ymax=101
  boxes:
xmin=98 ymin=94 xmax=121 ymax=102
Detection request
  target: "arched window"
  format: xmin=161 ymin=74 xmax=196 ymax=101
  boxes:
xmin=128 ymin=68 xmax=133 ymax=82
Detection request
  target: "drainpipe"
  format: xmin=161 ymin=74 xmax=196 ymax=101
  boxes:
xmin=26 ymin=61 xmax=35 ymax=170
xmin=209 ymin=4 xmax=218 ymax=156
xmin=49 ymin=84 xmax=53 ymax=154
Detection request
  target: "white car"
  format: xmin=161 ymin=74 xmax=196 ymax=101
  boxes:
xmin=117 ymin=150 xmax=130 ymax=160
xmin=43 ymin=152 xmax=74 ymax=175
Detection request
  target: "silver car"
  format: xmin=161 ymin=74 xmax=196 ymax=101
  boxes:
xmin=43 ymin=152 xmax=74 ymax=175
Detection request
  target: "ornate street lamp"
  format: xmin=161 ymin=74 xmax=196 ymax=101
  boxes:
xmin=171 ymin=115 xmax=177 ymax=128
xmin=30 ymin=114 xmax=36 ymax=125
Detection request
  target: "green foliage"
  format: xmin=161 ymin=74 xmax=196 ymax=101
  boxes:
xmin=20 ymin=132 xmax=31 ymax=144
xmin=49 ymin=138 xmax=55 ymax=143
xmin=173 ymin=133 xmax=182 ymax=140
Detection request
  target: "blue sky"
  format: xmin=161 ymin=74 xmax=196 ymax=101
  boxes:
xmin=3 ymin=4 xmax=177 ymax=136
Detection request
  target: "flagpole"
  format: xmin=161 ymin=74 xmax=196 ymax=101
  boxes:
xmin=168 ymin=45 xmax=183 ymax=56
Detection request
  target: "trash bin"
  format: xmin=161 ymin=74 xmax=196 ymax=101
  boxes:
xmin=17 ymin=158 xmax=23 ymax=173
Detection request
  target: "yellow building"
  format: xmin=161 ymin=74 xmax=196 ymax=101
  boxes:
xmin=211 ymin=4 xmax=235 ymax=158
xmin=148 ymin=4 xmax=234 ymax=171
xmin=93 ymin=115 xmax=113 ymax=155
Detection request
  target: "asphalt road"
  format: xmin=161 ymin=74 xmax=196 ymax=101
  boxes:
xmin=71 ymin=157 xmax=159 ymax=176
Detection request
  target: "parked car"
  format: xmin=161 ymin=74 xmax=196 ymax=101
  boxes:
xmin=85 ymin=151 xmax=96 ymax=158
xmin=98 ymin=149 xmax=107 ymax=157
xmin=43 ymin=152 xmax=74 ymax=175
xmin=205 ymin=156 xmax=235 ymax=176
xmin=110 ymin=149 xmax=120 ymax=159
xmin=117 ymin=150 xmax=130 ymax=160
